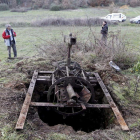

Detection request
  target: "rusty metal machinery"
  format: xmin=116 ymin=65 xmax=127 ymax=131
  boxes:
xmin=15 ymin=34 xmax=129 ymax=131
xmin=45 ymin=34 xmax=99 ymax=116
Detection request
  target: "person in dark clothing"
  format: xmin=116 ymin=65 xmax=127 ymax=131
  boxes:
xmin=101 ymin=21 xmax=108 ymax=45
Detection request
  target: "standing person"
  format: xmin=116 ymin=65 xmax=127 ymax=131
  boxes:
xmin=2 ymin=24 xmax=17 ymax=58
xmin=101 ymin=21 xmax=108 ymax=45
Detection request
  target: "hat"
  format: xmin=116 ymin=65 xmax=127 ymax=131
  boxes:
xmin=5 ymin=24 xmax=11 ymax=28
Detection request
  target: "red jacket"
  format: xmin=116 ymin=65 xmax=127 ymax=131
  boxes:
xmin=2 ymin=29 xmax=16 ymax=39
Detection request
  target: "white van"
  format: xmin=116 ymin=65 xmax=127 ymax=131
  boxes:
xmin=101 ymin=13 xmax=126 ymax=22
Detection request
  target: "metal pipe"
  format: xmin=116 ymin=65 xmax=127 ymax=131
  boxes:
xmin=66 ymin=84 xmax=77 ymax=99
xmin=67 ymin=44 xmax=71 ymax=66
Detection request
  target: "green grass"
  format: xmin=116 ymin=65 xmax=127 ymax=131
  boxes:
xmin=0 ymin=7 xmax=140 ymax=26
xmin=0 ymin=25 xmax=140 ymax=61
xmin=0 ymin=7 xmax=140 ymax=61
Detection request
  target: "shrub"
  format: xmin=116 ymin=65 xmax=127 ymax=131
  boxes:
xmin=87 ymin=0 xmax=112 ymax=7
xmin=32 ymin=4 xmax=39 ymax=10
xmin=116 ymin=2 xmax=126 ymax=6
xmin=50 ymin=4 xmax=63 ymax=11
xmin=92 ymin=31 xmax=137 ymax=68
xmin=0 ymin=3 xmax=9 ymax=11
xmin=108 ymin=2 xmax=119 ymax=13
xmin=31 ymin=17 xmax=117 ymax=27
xmin=11 ymin=8 xmax=28 ymax=12
xmin=42 ymin=4 xmax=49 ymax=9
xmin=129 ymin=1 xmax=140 ymax=7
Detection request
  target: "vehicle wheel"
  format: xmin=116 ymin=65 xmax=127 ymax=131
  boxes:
xmin=137 ymin=20 xmax=140 ymax=24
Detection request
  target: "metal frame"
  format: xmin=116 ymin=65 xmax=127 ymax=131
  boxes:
xmin=15 ymin=70 xmax=129 ymax=131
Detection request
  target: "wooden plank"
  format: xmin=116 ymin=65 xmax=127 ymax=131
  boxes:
xmin=37 ymin=76 xmax=50 ymax=79
xmin=36 ymin=78 xmax=97 ymax=84
xmin=30 ymin=102 xmax=110 ymax=108
xmin=15 ymin=70 xmax=38 ymax=130
xmin=37 ymin=76 xmax=96 ymax=80
xmin=39 ymin=71 xmax=53 ymax=74
xmin=94 ymin=73 xmax=129 ymax=131
xmin=39 ymin=71 xmax=94 ymax=75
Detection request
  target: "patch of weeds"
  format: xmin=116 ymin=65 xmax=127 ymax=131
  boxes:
xmin=130 ymin=119 xmax=140 ymax=129
xmin=112 ymin=83 xmax=126 ymax=100
xmin=50 ymin=4 xmax=63 ymax=11
xmin=132 ymin=61 xmax=140 ymax=73
xmin=109 ymin=82 xmax=129 ymax=106
xmin=114 ymin=131 xmax=137 ymax=140
xmin=0 ymin=77 xmax=9 ymax=84
xmin=1 ymin=125 xmax=24 ymax=140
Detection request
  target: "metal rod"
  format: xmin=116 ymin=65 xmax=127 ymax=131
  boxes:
xmin=67 ymin=44 xmax=72 ymax=66
xmin=82 ymin=70 xmax=86 ymax=80
xmin=52 ymin=74 xmax=54 ymax=85
xmin=66 ymin=84 xmax=77 ymax=99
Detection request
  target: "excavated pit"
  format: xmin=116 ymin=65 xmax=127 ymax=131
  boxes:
xmin=32 ymin=83 xmax=111 ymax=133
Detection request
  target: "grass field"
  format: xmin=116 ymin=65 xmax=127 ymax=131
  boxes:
xmin=0 ymin=6 xmax=140 ymax=25
xmin=0 ymin=7 xmax=140 ymax=61
xmin=0 ymin=7 xmax=140 ymax=140
xmin=0 ymin=25 xmax=140 ymax=60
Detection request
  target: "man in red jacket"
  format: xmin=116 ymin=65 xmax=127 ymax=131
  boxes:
xmin=2 ymin=24 xmax=17 ymax=58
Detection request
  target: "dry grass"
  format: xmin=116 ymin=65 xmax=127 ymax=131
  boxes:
xmin=31 ymin=17 xmax=117 ymax=27
xmin=108 ymin=2 xmax=119 ymax=13
xmin=37 ymin=28 xmax=138 ymax=71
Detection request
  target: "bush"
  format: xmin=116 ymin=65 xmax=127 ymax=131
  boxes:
xmin=32 ymin=4 xmax=39 ymax=10
xmin=116 ymin=2 xmax=126 ymax=6
xmin=92 ymin=31 xmax=137 ymax=68
xmin=0 ymin=3 xmax=9 ymax=11
xmin=50 ymin=4 xmax=63 ymax=11
xmin=42 ymin=4 xmax=49 ymax=9
xmin=108 ymin=2 xmax=119 ymax=13
xmin=87 ymin=0 xmax=112 ymax=7
xmin=129 ymin=1 xmax=140 ymax=7
xmin=31 ymin=17 xmax=117 ymax=27
xmin=11 ymin=8 xmax=28 ymax=12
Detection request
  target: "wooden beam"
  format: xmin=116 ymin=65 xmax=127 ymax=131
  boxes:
xmin=36 ymin=76 xmax=97 ymax=84
xmin=30 ymin=102 xmax=110 ymax=108
xmin=39 ymin=71 xmax=53 ymax=74
xmin=15 ymin=70 xmax=38 ymax=130
xmin=37 ymin=76 xmax=50 ymax=79
xmin=94 ymin=73 xmax=129 ymax=131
